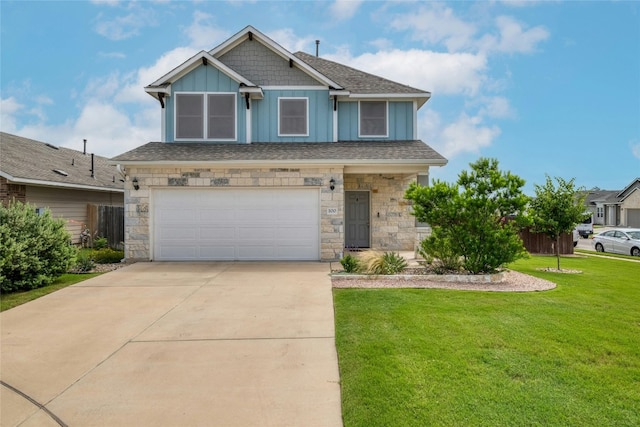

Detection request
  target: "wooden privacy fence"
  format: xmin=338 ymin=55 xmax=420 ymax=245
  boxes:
xmin=87 ymin=204 xmax=124 ymax=249
xmin=519 ymin=227 xmax=574 ymax=255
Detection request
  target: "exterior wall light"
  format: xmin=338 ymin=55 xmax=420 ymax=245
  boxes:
xmin=329 ymin=178 xmax=335 ymax=191
xmin=132 ymin=177 xmax=140 ymax=191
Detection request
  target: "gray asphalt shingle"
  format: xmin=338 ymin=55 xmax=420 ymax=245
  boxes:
xmin=111 ymin=140 xmax=446 ymax=164
xmin=0 ymin=132 xmax=124 ymax=190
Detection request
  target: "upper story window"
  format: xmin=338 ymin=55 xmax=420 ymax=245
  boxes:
xmin=279 ymin=97 xmax=308 ymax=137
xmin=175 ymin=92 xmax=236 ymax=140
xmin=359 ymin=101 xmax=388 ymax=137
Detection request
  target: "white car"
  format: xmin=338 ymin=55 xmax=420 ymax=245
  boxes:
xmin=593 ymin=228 xmax=640 ymax=257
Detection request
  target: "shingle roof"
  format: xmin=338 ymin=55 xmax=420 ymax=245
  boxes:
xmin=294 ymin=51 xmax=430 ymax=95
xmin=0 ymin=132 xmax=124 ymax=191
xmin=111 ymin=140 xmax=446 ymax=165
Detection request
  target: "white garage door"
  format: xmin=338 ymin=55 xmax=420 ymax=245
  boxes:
xmin=153 ymin=188 xmax=320 ymax=261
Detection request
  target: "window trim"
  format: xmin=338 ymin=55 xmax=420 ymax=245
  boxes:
xmin=174 ymin=91 xmax=237 ymax=141
xmin=278 ymin=97 xmax=309 ymax=137
xmin=358 ymin=100 xmax=388 ymax=138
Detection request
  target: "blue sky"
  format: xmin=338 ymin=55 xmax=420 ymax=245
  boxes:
xmin=1 ymin=0 xmax=638 ymax=194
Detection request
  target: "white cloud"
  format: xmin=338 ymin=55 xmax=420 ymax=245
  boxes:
xmin=98 ymin=51 xmax=127 ymax=59
xmin=184 ymin=11 xmax=229 ymax=50
xmin=329 ymin=0 xmax=364 ymax=21
xmin=476 ymin=96 xmax=515 ymax=119
xmin=266 ymin=28 xmax=318 ymax=54
xmin=389 ymin=5 xmax=548 ymax=55
xmin=390 ymin=4 xmax=477 ymax=52
xmin=426 ymin=112 xmax=501 ymax=158
xmin=630 ymin=140 xmax=640 ymax=159
xmin=325 ymin=49 xmax=488 ymax=96
xmin=478 ymin=16 xmax=549 ymax=54
xmin=0 ymin=97 xmax=24 ymax=133
xmin=95 ymin=12 xmax=142 ymax=40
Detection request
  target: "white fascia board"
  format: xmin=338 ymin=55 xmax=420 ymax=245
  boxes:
xmin=147 ymin=51 xmax=255 ymax=88
xmin=349 ymin=92 xmax=431 ymax=108
xmin=209 ymin=26 xmax=343 ymax=90
xmin=330 ymin=90 xmax=351 ymax=96
xmin=2 ymin=175 xmax=124 ymax=193
xmin=114 ymin=158 xmax=448 ymax=169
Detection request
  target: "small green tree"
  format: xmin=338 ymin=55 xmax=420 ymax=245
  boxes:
xmin=0 ymin=201 xmax=78 ymax=292
xmin=406 ymin=158 xmax=529 ymax=274
xmin=528 ymin=176 xmax=589 ymax=270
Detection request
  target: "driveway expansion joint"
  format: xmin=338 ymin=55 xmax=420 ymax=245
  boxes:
xmin=1 ymin=381 xmax=68 ymax=427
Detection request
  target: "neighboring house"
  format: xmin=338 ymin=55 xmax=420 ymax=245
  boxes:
xmin=583 ymin=178 xmax=640 ymax=227
xmin=0 ymin=132 xmax=125 ymax=243
xmin=112 ymin=26 xmax=447 ymax=262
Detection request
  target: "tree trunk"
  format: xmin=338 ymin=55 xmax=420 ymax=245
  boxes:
xmin=556 ymin=235 xmax=561 ymax=270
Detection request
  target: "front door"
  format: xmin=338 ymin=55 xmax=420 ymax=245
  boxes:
xmin=345 ymin=191 xmax=370 ymax=248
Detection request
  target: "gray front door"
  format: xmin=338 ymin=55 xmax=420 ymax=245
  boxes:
xmin=345 ymin=191 xmax=370 ymax=248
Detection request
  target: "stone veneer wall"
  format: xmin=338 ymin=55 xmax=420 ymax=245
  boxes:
xmin=343 ymin=174 xmax=419 ymax=251
xmin=123 ymin=166 xmax=345 ymax=261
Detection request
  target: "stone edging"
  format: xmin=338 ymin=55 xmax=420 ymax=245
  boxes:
xmin=331 ymin=272 xmax=505 ymax=283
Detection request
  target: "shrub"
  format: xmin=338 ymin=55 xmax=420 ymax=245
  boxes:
xmin=406 ymin=158 xmax=528 ymax=274
xmin=74 ymin=253 xmax=96 ymax=272
xmin=1 ymin=201 xmax=77 ymax=292
xmin=91 ymin=248 xmax=124 ymax=264
xmin=93 ymin=236 xmax=108 ymax=250
xmin=417 ymin=236 xmax=461 ymax=274
xmin=359 ymin=251 xmax=408 ymax=275
xmin=340 ymin=254 xmax=360 ymax=273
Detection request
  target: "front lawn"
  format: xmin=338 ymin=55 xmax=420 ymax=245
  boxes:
xmin=1 ymin=273 xmax=102 ymax=312
xmin=334 ymin=256 xmax=640 ymax=426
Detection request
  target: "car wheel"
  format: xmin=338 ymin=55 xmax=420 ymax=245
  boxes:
xmin=573 ymin=241 xmax=578 ymax=247
xmin=632 ymin=247 xmax=640 ymax=257
xmin=595 ymin=243 xmax=604 ymax=253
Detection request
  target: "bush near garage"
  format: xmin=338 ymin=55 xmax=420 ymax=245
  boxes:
xmin=91 ymin=248 xmax=124 ymax=264
xmin=0 ymin=201 xmax=77 ymax=293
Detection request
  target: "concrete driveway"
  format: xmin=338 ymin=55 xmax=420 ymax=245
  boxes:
xmin=1 ymin=262 xmax=342 ymax=427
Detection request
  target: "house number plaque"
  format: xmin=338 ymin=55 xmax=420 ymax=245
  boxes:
xmin=327 ymin=208 xmax=338 ymax=215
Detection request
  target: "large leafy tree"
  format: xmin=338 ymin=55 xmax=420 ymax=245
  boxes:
xmin=406 ymin=158 xmax=529 ymax=274
xmin=529 ymin=176 xmax=588 ymax=270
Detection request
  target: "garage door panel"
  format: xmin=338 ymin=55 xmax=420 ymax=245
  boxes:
xmin=157 ymin=246 xmax=199 ymax=260
xmin=199 ymin=209 xmax=236 ymax=222
xmin=153 ymin=189 xmax=319 ymax=261
xmin=158 ymin=227 xmax=199 ymax=240
xmin=199 ymin=246 xmax=237 ymax=259
xmin=199 ymin=227 xmax=236 ymax=239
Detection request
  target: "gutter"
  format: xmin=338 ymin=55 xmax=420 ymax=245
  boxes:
xmin=0 ymin=172 xmax=124 ymax=193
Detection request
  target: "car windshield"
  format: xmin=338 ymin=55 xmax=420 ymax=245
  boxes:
xmin=627 ymin=231 xmax=640 ymax=239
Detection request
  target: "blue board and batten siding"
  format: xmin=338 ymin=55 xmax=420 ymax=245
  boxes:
xmin=337 ymin=101 xmax=414 ymax=141
xmin=164 ymin=64 xmax=416 ymax=143
xmin=251 ymin=90 xmax=332 ymax=143
xmin=165 ymin=65 xmax=247 ymax=143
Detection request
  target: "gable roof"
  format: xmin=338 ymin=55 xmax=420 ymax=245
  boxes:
xmin=209 ymin=25 xmax=342 ymax=89
xmin=294 ymin=51 xmax=431 ymax=107
xmin=617 ymin=177 xmax=640 ymax=201
xmin=145 ymin=50 xmax=257 ymax=100
xmin=0 ymin=132 xmax=124 ymax=192
xmin=111 ymin=140 xmax=446 ymax=171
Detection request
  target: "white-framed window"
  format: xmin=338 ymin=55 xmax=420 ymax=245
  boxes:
xmin=596 ymin=206 xmax=604 ymax=218
xmin=175 ymin=92 xmax=236 ymax=140
xmin=278 ymin=97 xmax=308 ymax=137
xmin=359 ymin=100 xmax=388 ymax=137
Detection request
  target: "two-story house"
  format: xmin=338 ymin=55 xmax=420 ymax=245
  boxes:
xmin=112 ymin=26 xmax=447 ymax=262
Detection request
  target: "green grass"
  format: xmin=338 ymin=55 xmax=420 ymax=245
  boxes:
xmin=1 ymin=273 xmax=102 ymax=312
xmin=334 ymin=256 xmax=640 ymax=426
xmin=576 ymin=248 xmax=640 ymax=261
